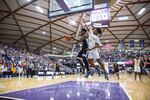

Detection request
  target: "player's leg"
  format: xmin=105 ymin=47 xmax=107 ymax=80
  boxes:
xmin=117 ymin=72 xmax=119 ymax=79
xmin=93 ymin=50 xmax=109 ymax=80
xmin=138 ymin=67 xmax=142 ymax=81
xmin=77 ymin=51 xmax=85 ymax=74
xmin=97 ymin=59 xmax=109 ymax=80
xmin=138 ymin=72 xmax=141 ymax=81
xmin=52 ymin=70 xmax=56 ymax=79
xmin=134 ymin=67 xmax=138 ymax=80
xmin=92 ymin=51 xmax=101 ymax=77
xmin=95 ymin=65 xmax=101 ymax=76
xmin=84 ymin=58 xmax=95 ymax=78
xmin=85 ymin=51 xmax=96 ymax=78
xmin=82 ymin=54 xmax=89 ymax=73
xmin=58 ymin=68 xmax=62 ymax=77
xmin=88 ymin=58 xmax=95 ymax=76
xmin=134 ymin=72 xmax=137 ymax=80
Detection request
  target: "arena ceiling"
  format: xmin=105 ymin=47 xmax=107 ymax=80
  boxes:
xmin=0 ymin=0 xmax=150 ymax=54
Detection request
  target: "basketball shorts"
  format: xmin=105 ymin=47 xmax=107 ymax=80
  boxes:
xmin=88 ymin=50 xmax=100 ymax=59
xmin=134 ymin=66 xmax=141 ymax=73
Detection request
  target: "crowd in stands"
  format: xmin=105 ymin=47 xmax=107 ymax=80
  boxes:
xmin=0 ymin=42 xmax=59 ymax=78
xmin=0 ymin=42 xmax=150 ymax=78
xmin=99 ymin=50 xmax=150 ymax=62
xmin=99 ymin=50 xmax=150 ymax=76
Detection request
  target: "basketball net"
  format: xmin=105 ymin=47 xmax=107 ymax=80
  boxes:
xmin=68 ymin=15 xmax=78 ymax=26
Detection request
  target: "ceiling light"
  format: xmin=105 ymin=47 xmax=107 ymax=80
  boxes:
xmin=42 ymin=31 xmax=46 ymax=34
xmin=118 ymin=16 xmax=128 ymax=20
xmin=105 ymin=40 xmax=109 ymax=42
xmin=36 ymin=6 xmax=44 ymax=13
xmin=53 ymin=47 xmax=56 ymax=50
xmin=26 ymin=0 xmax=31 ymax=1
xmin=134 ymin=40 xmax=139 ymax=42
xmin=138 ymin=8 xmax=146 ymax=15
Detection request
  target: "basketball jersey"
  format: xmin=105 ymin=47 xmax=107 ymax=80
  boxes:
xmin=88 ymin=30 xmax=102 ymax=50
xmin=114 ymin=64 xmax=119 ymax=72
xmin=104 ymin=62 xmax=109 ymax=73
xmin=134 ymin=59 xmax=140 ymax=68
xmin=81 ymin=37 xmax=88 ymax=51
xmin=0 ymin=65 xmax=2 ymax=73
xmin=1 ymin=65 xmax=4 ymax=72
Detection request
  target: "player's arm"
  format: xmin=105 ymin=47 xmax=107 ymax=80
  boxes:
xmin=96 ymin=37 xmax=103 ymax=48
xmin=70 ymin=38 xmax=81 ymax=44
xmin=69 ymin=34 xmax=84 ymax=44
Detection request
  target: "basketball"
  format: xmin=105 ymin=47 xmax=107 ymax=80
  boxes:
xmin=65 ymin=35 xmax=72 ymax=41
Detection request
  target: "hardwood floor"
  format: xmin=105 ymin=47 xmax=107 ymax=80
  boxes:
xmin=0 ymin=72 xmax=150 ymax=100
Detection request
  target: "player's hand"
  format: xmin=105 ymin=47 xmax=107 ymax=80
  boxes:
xmin=86 ymin=48 xmax=90 ymax=51
xmin=87 ymin=48 xmax=93 ymax=51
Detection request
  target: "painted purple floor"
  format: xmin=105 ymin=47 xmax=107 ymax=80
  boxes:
xmin=0 ymin=81 xmax=129 ymax=100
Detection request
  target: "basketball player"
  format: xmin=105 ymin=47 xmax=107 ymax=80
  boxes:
xmin=113 ymin=62 xmax=119 ymax=79
xmin=52 ymin=60 xmax=62 ymax=79
xmin=74 ymin=28 xmax=90 ymax=75
xmin=86 ymin=28 xmax=109 ymax=80
xmin=16 ymin=64 xmax=23 ymax=78
xmin=133 ymin=55 xmax=142 ymax=81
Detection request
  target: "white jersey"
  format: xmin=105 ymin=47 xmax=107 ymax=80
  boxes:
xmin=134 ymin=59 xmax=140 ymax=68
xmin=88 ymin=29 xmax=102 ymax=50
xmin=0 ymin=65 xmax=4 ymax=72
xmin=87 ymin=29 xmax=102 ymax=59
xmin=134 ymin=59 xmax=141 ymax=73
xmin=104 ymin=62 xmax=109 ymax=73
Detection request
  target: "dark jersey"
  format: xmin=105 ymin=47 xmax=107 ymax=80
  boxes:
xmin=77 ymin=37 xmax=88 ymax=58
xmin=114 ymin=64 xmax=119 ymax=73
xmin=55 ymin=63 xmax=60 ymax=72
xmin=81 ymin=37 xmax=88 ymax=51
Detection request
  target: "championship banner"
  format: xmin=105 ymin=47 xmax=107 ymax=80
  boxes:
xmin=91 ymin=0 xmax=110 ymax=28
xmin=129 ymin=40 xmax=134 ymax=48
xmin=120 ymin=41 xmax=125 ymax=48
xmin=139 ymin=40 xmax=145 ymax=48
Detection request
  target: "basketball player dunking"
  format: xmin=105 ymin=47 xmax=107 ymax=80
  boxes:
xmin=86 ymin=28 xmax=109 ymax=80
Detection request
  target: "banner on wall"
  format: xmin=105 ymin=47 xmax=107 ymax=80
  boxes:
xmin=129 ymin=40 xmax=134 ymax=48
xmin=139 ymin=40 xmax=145 ymax=48
xmin=120 ymin=41 xmax=125 ymax=48
xmin=90 ymin=0 xmax=110 ymax=28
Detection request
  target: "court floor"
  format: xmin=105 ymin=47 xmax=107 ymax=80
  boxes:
xmin=0 ymin=72 xmax=150 ymax=100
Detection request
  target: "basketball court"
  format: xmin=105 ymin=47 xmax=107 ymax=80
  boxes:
xmin=0 ymin=0 xmax=150 ymax=100
xmin=0 ymin=74 xmax=150 ymax=100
